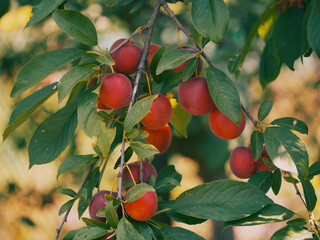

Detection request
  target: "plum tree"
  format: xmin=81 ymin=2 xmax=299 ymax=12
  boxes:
xmin=141 ymin=94 xmax=172 ymax=130
xmin=178 ymin=76 xmax=215 ymax=115
xmin=208 ymin=108 xmax=246 ymax=139
xmin=122 ymin=161 xmax=157 ymax=187
xmin=110 ymin=38 xmax=142 ymax=75
xmin=89 ymin=190 xmax=118 ymax=222
xmin=172 ymin=46 xmax=202 ymax=75
xmin=142 ymin=124 xmax=172 ymax=154
xmin=124 ymin=185 xmax=158 ymax=222
xmin=99 ymin=73 xmax=132 ymax=109
xmin=229 ymin=146 xmax=262 ymax=179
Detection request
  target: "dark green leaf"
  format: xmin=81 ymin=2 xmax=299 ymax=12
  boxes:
xmin=308 ymin=161 xmax=320 ymax=179
xmin=224 ymin=204 xmax=294 ymax=228
xmin=28 ymin=102 xmax=78 ymax=167
xmin=130 ymin=141 xmax=159 ymax=158
xmin=155 ymin=165 xmax=182 ymax=193
xmin=172 ymin=179 xmax=273 ymax=221
xmin=0 ymin=0 xmax=9 ymax=18
xmin=116 ymin=217 xmax=144 ymax=240
xmin=264 ymin=127 xmax=309 ymax=179
xmin=105 ymin=200 xmax=119 ymax=228
xmin=161 ymin=227 xmax=205 ymax=240
xmin=59 ymin=199 xmax=76 ymax=216
xmin=301 ymin=0 xmax=314 ymax=55
xmin=259 ymin=40 xmax=282 ymax=88
xmin=182 ymin=58 xmax=198 ymax=81
xmin=307 ymin=0 xmax=320 ymax=58
xmin=271 ymin=225 xmax=313 ymax=240
xmin=3 ymin=82 xmax=58 ymax=141
xmin=26 ymin=0 xmax=65 ymax=28
xmin=96 ymin=53 xmax=114 ymax=66
xmin=58 ymin=65 xmax=96 ymax=102
xmin=58 ymin=188 xmax=77 ymax=197
xmin=20 ymin=217 xmax=35 ymax=227
xmin=287 ymin=218 xmax=308 ymax=227
xmin=248 ymin=171 xmax=274 ymax=193
xmin=273 ymin=7 xmax=304 ymax=70
xmin=191 ymin=0 xmax=229 ymax=43
xmin=62 ymin=228 xmax=79 ymax=240
xmin=301 ymin=179 xmax=317 ymax=211
xmin=126 ymin=183 xmax=155 ymax=203
xmin=258 ymin=99 xmax=273 ymax=121
xmin=131 ymin=221 xmax=156 ymax=240
xmin=57 ymin=154 xmax=94 ymax=177
xmin=250 ymin=130 xmax=264 ymax=160
xmin=53 ymin=9 xmax=98 ymax=46
xmin=271 ymin=117 xmax=308 ymax=134
xmin=129 ymin=0 xmax=147 ymax=13
xmin=272 ymin=169 xmax=282 ymax=195
xmin=124 ymin=95 xmax=157 ymax=132
xmin=227 ymin=55 xmax=240 ymax=74
xmin=81 ymin=217 xmax=109 ymax=228
xmin=169 ymin=98 xmax=192 ymax=138
xmin=150 ymin=44 xmax=171 ymax=80
xmin=11 ymin=48 xmax=86 ymax=97
xmin=156 ymin=49 xmax=195 ymax=75
xmin=206 ymin=67 xmax=242 ymax=124
xmin=97 ymin=123 xmax=116 ymax=157
xmin=283 ymin=176 xmax=299 ymax=184
xmin=114 ymin=147 xmax=133 ymax=169
xmin=314 ymin=80 xmax=320 ymax=89
xmin=73 ymin=226 xmax=108 ymax=240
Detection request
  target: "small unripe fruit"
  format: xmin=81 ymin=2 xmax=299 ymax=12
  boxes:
xmin=99 ymin=73 xmax=132 ymax=109
xmin=142 ymin=124 xmax=172 ymax=154
xmin=229 ymin=146 xmax=262 ymax=179
xmin=89 ymin=190 xmax=117 ymax=222
xmin=148 ymin=44 xmax=161 ymax=66
xmin=172 ymin=46 xmax=203 ymax=75
xmin=209 ymin=109 xmax=246 ymax=139
xmin=97 ymin=97 xmax=111 ymax=110
xmin=178 ymin=76 xmax=215 ymax=115
xmin=141 ymin=94 xmax=172 ymax=130
xmin=123 ymin=161 xmax=157 ymax=188
xmin=124 ymin=186 xmax=158 ymax=221
xmin=110 ymin=38 xmax=141 ymax=75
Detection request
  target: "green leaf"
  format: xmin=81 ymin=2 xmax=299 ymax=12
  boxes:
xmin=308 ymin=161 xmax=320 ymax=180
xmin=259 ymin=40 xmax=282 ymax=88
xmin=227 ymin=55 xmax=240 ymax=74
xmin=172 ymin=179 xmax=273 ymax=221
xmin=169 ymin=98 xmax=192 ymax=138
xmin=126 ymin=183 xmax=155 ymax=203
xmin=130 ymin=221 xmax=156 ymax=240
xmin=206 ymin=67 xmax=242 ymax=124
xmin=273 ymin=7 xmax=304 ymax=70
xmin=0 ymin=0 xmax=9 ymax=18
xmin=96 ymin=53 xmax=115 ymax=66
xmin=248 ymin=171 xmax=274 ymax=193
xmin=129 ymin=0 xmax=147 ymax=13
xmin=25 ymin=0 xmax=65 ymax=28
xmin=250 ymin=130 xmax=264 ymax=160
xmin=97 ymin=123 xmax=116 ymax=157
xmin=271 ymin=117 xmax=308 ymax=134
xmin=28 ymin=102 xmax=78 ymax=168
xmin=130 ymin=141 xmax=159 ymax=158
xmin=78 ymin=92 xmax=101 ymax=137
xmin=58 ymin=65 xmax=96 ymax=102
xmin=307 ymin=0 xmax=320 ymax=58
xmin=59 ymin=199 xmax=76 ymax=216
xmin=150 ymin=44 xmax=171 ymax=80
xmin=116 ymin=217 xmax=145 ymax=240
xmin=182 ymin=58 xmax=198 ymax=81
xmin=105 ymin=200 xmax=119 ymax=228
xmin=73 ymin=226 xmax=108 ymax=240
xmin=258 ymin=99 xmax=273 ymax=121
xmin=272 ymin=169 xmax=282 ymax=195
xmin=191 ymin=0 xmax=229 ymax=43
xmin=286 ymin=218 xmax=308 ymax=227
xmin=62 ymin=228 xmax=82 ymax=240
xmin=301 ymin=179 xmax=317 ymax=211
xmin=11 ymin=48 xmax=86 ymax=97
xmin=160 ymin=227 xmax=205 ymax=240
xmin=155 ymin=165 xmax=182 ymax=193
xmin=301 ymin=0 xmax=314 ymax=55
xmin=224 ymin=204 xmax=294 ymax=228
xmin=57 ymin=154 xmax=94 ymax=178
xmin=271 ymin=225 xmax=313 ymax=240
xmin=126 ymin=129 xmax=148 ymax=141
xmin=264 ymin=127 xmax=309 ymax=180
xmin=58 ymin=188 xmax=77 ymax=198
xmin=283 ymin=176 xmax=299 ymax=184
xmin=124 ymin=95 xmax=157 ymax=132
xmin=3 ymin=82 xmax=58 ymax=141
xmin=81 ymin=217 xmax=109 ymax=228
xmin=314 ymin=80 xmax=320 ymax=89
xmin=156 ymin=49 xmax=195 ymax=75
xmin=114 ymin=147 xmax=133 ymax=169
xmin=53 ymin=9 xmax=98 ymax=46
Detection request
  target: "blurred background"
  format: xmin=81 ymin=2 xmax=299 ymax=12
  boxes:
xmin=1 ymin=0 xmax=320 ymax=239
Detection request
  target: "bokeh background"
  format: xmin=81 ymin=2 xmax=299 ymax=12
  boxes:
xmin=1 ymin=0 xmax=320 ymax=239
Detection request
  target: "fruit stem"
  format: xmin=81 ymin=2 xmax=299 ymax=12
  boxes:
xmin=97 ymin=44 xmax=105 ymax=55
xmin=126 ymin=164 xmax=137 ymax=186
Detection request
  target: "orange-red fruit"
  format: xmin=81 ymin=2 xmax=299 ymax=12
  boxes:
xmin=123 ymin=161 xmax=157 ymax=186
xmin=229 ymin=146 xmax=262 ymax=179
xmin=259 ymin=145 xmax=273 ymax=172
xmin=178 ymin=76 xmax=215 ymax=115
xmin=142 ymin=124 xmax=172 ymax=154
xmin=172 ymin=46 xmax=203 ymax=75
xmin=124 ymin=187 xmax=158 ymax=221
xmin=209 ymin=109 xmax=246 ymax=139
xmin=99 ymin=73 xmax=132 ymax=109
xmin=148 ymin=44 xmax=161 ymax=66
xmin=97 ymin=97 xmax=111 ymax=110
xmin=89 ymin=190 xmax=117 ymax=222
xmin=141 ymin=94 xmax=172 ymax=130
xmin=110 ymin=38 xmax=142 ymax=75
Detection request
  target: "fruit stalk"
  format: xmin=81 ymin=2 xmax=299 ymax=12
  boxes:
xmin=117 ymin=0 xmax=162 ymax=199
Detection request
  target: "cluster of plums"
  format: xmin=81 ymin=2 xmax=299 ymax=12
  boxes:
xmin=89 ymin=161 xmax=158 ymax=239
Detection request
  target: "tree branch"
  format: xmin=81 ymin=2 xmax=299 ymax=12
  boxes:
xmin=117 ymin=0 xmax=162 ymax=199
xmin=241 ymin=104 xmax=258 ymax=126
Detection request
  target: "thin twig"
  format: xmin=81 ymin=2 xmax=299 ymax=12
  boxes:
xmin=241 ymin=104 xmax=258 ymax=126
xmin=117 ymin=0 xmax=162 ymax=199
